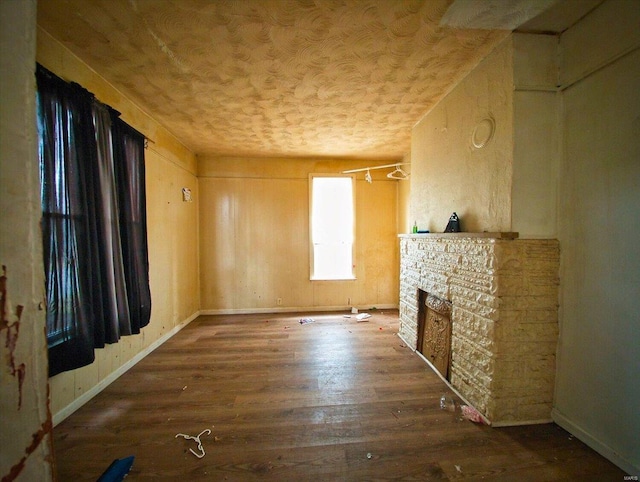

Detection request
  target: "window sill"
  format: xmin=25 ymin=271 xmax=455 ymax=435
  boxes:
xmin=310 ymin=276 xmax=357 ymax=281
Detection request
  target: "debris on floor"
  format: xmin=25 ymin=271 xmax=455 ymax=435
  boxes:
xmin=439 ymin=395 xmax=456 ymax=412
xmin=355 ymin=313 xmax=371 ymax=321
xmin=299 ymin=318 xmax=315 ymax=324
xmin=97 ymin=455 xmax=135 ymax=482
xmin=461 ymin=405 xmax=484 ymax=423
xmin=175 ymin=428 xmax=212 ymax=458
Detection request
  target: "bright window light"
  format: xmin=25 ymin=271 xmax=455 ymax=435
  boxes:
xmin=310 ymin=175 xmax=355 ymax=280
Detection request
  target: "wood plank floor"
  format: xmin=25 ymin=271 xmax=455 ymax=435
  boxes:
xmin=53 ymin=311 xmax=627 ymax=481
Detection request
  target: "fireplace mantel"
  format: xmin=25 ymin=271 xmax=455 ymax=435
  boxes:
xmin=398 ymin=235 xmax=559 ymax=426
xmin=399 ymin=232 xmax=519 ymax=240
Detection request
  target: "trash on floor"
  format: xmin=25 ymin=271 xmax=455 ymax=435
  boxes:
xmin=299 ymin=318 xmax=315 ymax=324
xmin=439 ymin=394 xmax=456 ymax=412
xmin=461 ymin=405 xmax=484 ymax=423
xmin=366 ymin=452 xmax=373 ymax=459
xmin=355 ymin=313 xmax=371 ymax=321
xmin=175 ymin=428 xmax=212 ymax=459
xmin=97 ymin=455 xmax=135 ymax=482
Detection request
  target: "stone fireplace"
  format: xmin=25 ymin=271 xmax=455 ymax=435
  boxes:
xmin=399 ymin=233 xmax=560 ymax=426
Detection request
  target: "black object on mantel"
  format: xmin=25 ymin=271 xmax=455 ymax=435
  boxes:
xmin=444 ymin=212 xmax=461 ymax=233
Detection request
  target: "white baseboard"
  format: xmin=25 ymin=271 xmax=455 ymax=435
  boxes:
xmin=53 ymin=311 xmax=200 ymax=427
xmin=199 ymin=304 xmax=398 ymax=316
xmin=491 ymin=418 xmax=553 ymax=427
xmin=552 ymin=408 xmax=639 ymax=475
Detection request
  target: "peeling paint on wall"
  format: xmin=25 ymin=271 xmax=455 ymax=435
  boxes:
xmin=2 ymin=418 xmax=54 ymax=482
xmin=1 ymin=265 xmax=27 ymax=410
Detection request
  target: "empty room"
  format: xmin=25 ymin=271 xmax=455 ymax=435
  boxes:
xmin=1 ymin=0 xmax=639 ymax=480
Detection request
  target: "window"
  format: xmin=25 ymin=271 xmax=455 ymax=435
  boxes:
xmin=310 ymin=175 xmax=355 ymax=280
xmin=36 ymin=64 xmax=151 ymax=376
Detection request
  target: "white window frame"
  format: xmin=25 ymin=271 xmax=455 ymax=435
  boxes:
xmin=309 ymin=174 xmax=356 ymax=281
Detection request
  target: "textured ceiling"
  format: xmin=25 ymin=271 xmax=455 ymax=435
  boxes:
xmin=37 ymin=0 xmax=564 ymax=160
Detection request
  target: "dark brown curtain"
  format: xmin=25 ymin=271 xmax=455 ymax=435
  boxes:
xmin=37 ymin=65 xmax=97 ymax=374
xmin=92 ymin=101 xmax=132 ymax=342
xmin=36 ymin=64 xmax=151 ymax=376
xmin=111 ymin=115 xmax=152 ymax=335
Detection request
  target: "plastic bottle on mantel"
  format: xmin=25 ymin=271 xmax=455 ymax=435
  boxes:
xmin=412 ymin=221 xmax=418 ymax=233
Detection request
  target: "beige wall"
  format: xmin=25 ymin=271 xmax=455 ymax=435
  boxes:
xmin=411 ymin=38 xmax=515 ymax=234
xmin=0 ymin=1 xmax=53 ymax=479
xmin=511 ymin=33 xmax=560 ymax=238
xmin=397 ymin=154 xmax=412 ymax=234
xmin=198 ymin=157 xmax=399 ymax=312
xmin=411 ymin=33 xmax=560 ymax=238
xmin=553 ymin=0 xmax=640 ymax=474
xmin=37 ymin=29 xmax=201 ymax=422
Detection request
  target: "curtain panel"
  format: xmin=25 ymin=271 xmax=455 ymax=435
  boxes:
xmin=36 ymin=64 xmax=151 ymax=376
xmin=111 ymin=116 xmax=152 ymax=335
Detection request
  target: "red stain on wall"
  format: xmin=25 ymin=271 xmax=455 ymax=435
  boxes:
xmin=1 ymin=266 xmax=54 ymax=481
xmin=2 ymin=418 xmax=53 ymax=482
xmin=1 ymin=265 xmax=27 ymax=409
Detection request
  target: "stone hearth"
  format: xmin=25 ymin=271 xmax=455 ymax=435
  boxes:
xmin=399 ymin=233 xmax=560 ymax=426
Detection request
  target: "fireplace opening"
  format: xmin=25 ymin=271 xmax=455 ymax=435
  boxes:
xmin=416 ymin=290 xmax=453 ymax=380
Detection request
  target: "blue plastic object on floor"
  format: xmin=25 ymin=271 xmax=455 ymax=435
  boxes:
xmin=97 ymin=455 xmax=135 ymax=482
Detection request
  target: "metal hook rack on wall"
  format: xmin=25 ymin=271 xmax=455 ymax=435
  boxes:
xmin=342 ymin=163 xmax=410 ymax=182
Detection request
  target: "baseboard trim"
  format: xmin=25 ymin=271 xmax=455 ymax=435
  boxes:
xmin=491 ymin=418 xmax=553 ymax=427
xmin=53 ymin=311 xmax=201 ymax=427
xmin=552 ymin=408 xmax=638 ymax=475
xmin=200 ymin=304 xmax=398 ymax=316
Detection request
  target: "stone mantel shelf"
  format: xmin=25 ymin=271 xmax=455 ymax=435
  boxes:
xmin=398 ymin=232 xmax=519 ymax=240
